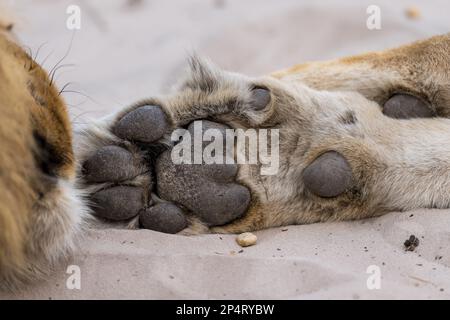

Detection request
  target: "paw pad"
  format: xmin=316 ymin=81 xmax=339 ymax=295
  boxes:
xmin=157 ymin=150 xmax=251 ymax=226
xmin=156 ymin=120 xmax=251 ymax=226
xmin=302 ymin=151 xmax=353 ymax=198
xmin=250 ymin=87 xmax=271 ymax=110
xmin=139 ymin=203 xmax=188 ymax=234
xmin=383 ymin=94 xmax=435 ymax=119
xmin=113 ymin=105 xmax=169 ymax=142
xmin=83 ymin=146 xmax=141 ymax=183
xmin=91 ymin=186 xmax=145 ymax=220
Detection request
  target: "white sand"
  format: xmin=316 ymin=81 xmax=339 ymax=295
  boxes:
xmin=1 ymin=0 xmax=450 ymax=299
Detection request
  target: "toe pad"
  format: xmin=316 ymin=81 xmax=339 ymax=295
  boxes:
xmin=383 ymin=94 xmax=435 ymax=119
xmin=83 ymin=146 xmax=140 ymax=183
xmin=113 ymin=105 xmax=169 ymax=142
xmin=303 ymin=151 xmax=353 ymax=198
xmin=139 ymin=203 xmax=188 ymax=234
xmin=91 ymin=186 xmax=143 ymax=220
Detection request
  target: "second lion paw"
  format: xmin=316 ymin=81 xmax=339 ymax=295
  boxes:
xmin=79 ymin=104 xmax=251 ymax=233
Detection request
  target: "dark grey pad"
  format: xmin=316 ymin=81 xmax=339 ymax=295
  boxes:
xmin=383 ymin=94 xmax=435 ymax=119
xmin=83 ymin=146 xmax=140 ymax=183
xmin=185 ymin=120 xmax=238 ymax=181
xmin=91 ymin=186 xmax=144 ymax=220
xmin=139 ymin=202 xmax=188 ymax=234
xmin=156 ymin=120 xmax=251 ymax=226
xmin=250 ymin=87 xmax=271 ymax=110
xmin=113 ymin=105 xmax=169 ymax=142
xmin=302 ymin=151 xmax=353 ymax=198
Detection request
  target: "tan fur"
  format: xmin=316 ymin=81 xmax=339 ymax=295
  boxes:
xmin=0 ymin=25 xmax=87 ymax=290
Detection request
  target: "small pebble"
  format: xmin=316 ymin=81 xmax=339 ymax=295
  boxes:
xmin=236 ymin=232 xmax=257 ymax=247
xmin=405 ymin=6 xmax=421 ymax=20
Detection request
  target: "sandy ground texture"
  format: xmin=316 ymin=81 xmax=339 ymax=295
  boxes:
xmin=1 ymin=0 xmax=450 ymax=299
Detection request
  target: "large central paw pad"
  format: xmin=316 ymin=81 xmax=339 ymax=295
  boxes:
xmin=81 ymin=105 xmax=251 ymax=233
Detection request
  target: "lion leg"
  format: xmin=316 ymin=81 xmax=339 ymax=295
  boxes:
xmin=0 ymin=31 xmax=87 ymax=290
xmin=76 ymin=35 xmax=450 ymax=236
xmin=273 ymin=34 xmax=450 ymax=118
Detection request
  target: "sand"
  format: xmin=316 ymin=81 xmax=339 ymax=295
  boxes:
xmin=1 ymin=0 xmax=449 ymax=299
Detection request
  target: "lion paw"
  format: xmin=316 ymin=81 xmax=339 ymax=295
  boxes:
xmin=78 ymin=104 xmax=250 ymax=234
